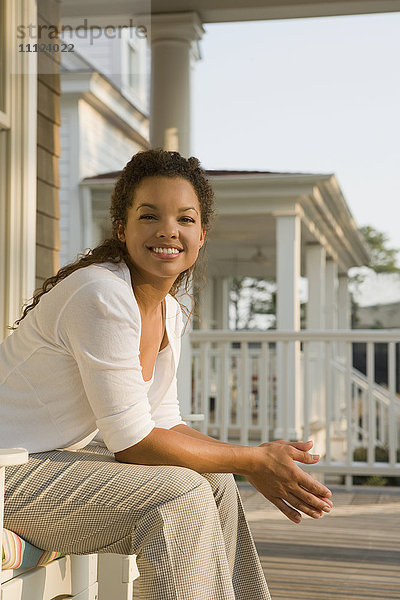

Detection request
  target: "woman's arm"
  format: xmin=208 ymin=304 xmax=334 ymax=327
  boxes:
xmin=115 ymin=428 xmax=332 ymax=523
xmin=169 ymin=423 xmax=234 ymax=445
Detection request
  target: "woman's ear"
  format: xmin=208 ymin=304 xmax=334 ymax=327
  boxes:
xmin=117 ymin=222 xmax=126 ymax=243
xmin=199 ymin=228 xmax=206 ymax=248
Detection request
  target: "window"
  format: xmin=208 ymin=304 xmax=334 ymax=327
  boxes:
xmin=121 ymin=28 xmax=148 ymax=108
xmin=127 ymin=44 xmax=140 ymax=90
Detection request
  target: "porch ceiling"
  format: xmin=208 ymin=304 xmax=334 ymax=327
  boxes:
xmin=82 ymin=169 xmax=370 ymax=279
xmin=205 ymin=213 xmax=276 ymax=278
xmin=61 ymin=0 xmax=400 ymax=22
xmin=205 ymin=214 xmax=321 ymax=278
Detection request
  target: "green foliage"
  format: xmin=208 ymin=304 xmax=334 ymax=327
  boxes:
xmin=360 ymin=225 xmax=400 ymax=274
xmin=362 ymin=475 xmax=388 ymax=487
xmin=350 ymin=225 xmax=400 ymax=324
xmin=352 ymin=446 xmax=400 ymax=486
xmin=230 ymin=277 xmax=276 ymax=330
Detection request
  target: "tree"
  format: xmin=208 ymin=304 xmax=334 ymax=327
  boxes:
xmin=230 ymin=277 xmax=276 ymax=330
xmin=359 ymin=226 xmax=400 ymax=274
xmin=350 ymin=225 xmax=400 ymax=326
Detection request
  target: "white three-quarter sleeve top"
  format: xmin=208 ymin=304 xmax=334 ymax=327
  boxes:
xmin=0 ymin=260 xmax=187 ymax=454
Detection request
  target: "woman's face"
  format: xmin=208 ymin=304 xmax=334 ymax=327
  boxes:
xmin=117 ymin=176 xmax=206 ymax=284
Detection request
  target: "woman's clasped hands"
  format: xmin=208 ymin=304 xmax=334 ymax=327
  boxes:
xmin=246 ymin=440 xmax=333 ymax=523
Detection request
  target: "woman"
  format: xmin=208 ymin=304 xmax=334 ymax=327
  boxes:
xmin=1 ymin=149 xmax=332 ymax=600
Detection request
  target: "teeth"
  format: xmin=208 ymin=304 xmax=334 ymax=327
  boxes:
xmin=151 ymin=247 xmax=180 ymax=254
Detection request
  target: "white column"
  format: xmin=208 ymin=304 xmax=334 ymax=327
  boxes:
xmin=337 ymin=273 xmax=351 ymax=427
xmin=306 ymin=244 xmax=326 ymax=330
xmin=1 ymin=0 xmax=37 ymax=339
xmin=306 ymin=244 xmax=326 ymax=426
xmin=338 ymin=274 xmax=351 ymax=329
xmin=198 ymin=278 xmax=214 ymax=330
xmin=325 ymin=259 xmax=338 ymax=330
xmin=325 ymin=258 xmax=340 ymax=425
xmin=214 ymin=277 xmax=229 ymax=330
xmin=150 ymin=12 xmax=204 ymax=157
xmin=275 ymin=211 xmax=302 ymax=440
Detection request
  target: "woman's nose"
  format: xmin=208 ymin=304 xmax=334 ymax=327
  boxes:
xmin=156 ymin=219 xmax=179 ymax=238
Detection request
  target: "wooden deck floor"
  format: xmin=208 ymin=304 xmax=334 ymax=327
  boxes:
xmin=238 ymin=484 xmax=400 ymax=600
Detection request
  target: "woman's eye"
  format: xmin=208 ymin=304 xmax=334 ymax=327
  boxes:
xmin=139 ymin=215 xmax=194 ymax=223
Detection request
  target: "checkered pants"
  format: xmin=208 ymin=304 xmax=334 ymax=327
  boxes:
xmin=4 ymin=444 xmax=271 ymax=600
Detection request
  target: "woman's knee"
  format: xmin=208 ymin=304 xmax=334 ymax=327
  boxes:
xmin=200 ymin=472 xmax=237 ymax=494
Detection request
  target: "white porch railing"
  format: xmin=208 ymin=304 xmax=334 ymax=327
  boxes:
xmin=190 ymin=330 xmax=400 ymax=485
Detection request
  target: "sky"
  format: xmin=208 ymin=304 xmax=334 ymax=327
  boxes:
xmin=192 ymin=12 xmax=400 ymax=305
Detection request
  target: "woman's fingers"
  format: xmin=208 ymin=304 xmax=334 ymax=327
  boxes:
xmin=272 ymin=498 xmax=302 ymax=524
xmin=286 ymin=491 xmax=330 ymax=518
xmin=296 ymin=470 xmax=332 ymax=500
xmin=298 ymin=490 xmax=332 ymax=513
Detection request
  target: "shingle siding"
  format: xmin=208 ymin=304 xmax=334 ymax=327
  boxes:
xmin=36 ymin=0 xmax=61 ymax=287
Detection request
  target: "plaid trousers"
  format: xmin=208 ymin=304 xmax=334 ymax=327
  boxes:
xmin=4 ymin=443 xmax=271 ymax=600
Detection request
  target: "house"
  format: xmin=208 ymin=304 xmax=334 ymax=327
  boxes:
xmin=1 ymin=0 xmax=400 ymax=486
xmin=59 ymin=35 xmax=149 ymax=266
xmin=356 ymin=301 xmax=400 ymax=330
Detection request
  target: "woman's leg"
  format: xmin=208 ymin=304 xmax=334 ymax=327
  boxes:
xmin=201 ymin=472 xmax=271 ymax=600
xmin=3 ymin=446 xmax=238 ymax=600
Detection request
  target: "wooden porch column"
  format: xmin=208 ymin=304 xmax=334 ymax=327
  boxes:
xmin=325 ymin=259 xmax=339 ymax=330
xmin=0 ymin=0 xmax=37 ymax=338
xmin=150 ymin=12 xmax=204 ymax=157
xmin=338 ymin=274 xmax=351 ymax=329
xmin=197 ymin=278 xmax=214 ymax=330
xmin=214 ymin=277 xmax=229 ymax=330
xmin=306 ymin=243 xmax=326 ymax=426
xmin=274 ymin=210 xmax=302 ymax=440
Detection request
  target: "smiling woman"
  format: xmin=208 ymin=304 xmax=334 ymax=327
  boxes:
xmin=1 ymin=149 xmax=332 ymax=600
xmin=11 ymin=149 xmax=215 ymax=330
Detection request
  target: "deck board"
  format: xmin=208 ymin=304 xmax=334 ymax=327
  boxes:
xmin=238 ymin=484 xmax=400 ymax=600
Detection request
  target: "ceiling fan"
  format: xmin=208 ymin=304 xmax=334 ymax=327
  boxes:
xmin=217 ymin=247 xmax=270 ymax=264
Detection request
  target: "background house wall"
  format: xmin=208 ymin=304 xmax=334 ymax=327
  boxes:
xmin=58 ymin=30 xmax=149 ymax=267
xmin=355 ymin=301 xmax=400 ymax=330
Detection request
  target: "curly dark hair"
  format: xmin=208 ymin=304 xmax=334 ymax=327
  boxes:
xmin=11 ymin=149 xmax=215 ymax=329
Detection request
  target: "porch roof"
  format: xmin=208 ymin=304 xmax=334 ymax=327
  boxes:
xmin=81 ymin=169 xmax=370 ymax=276
xmin=61 ymin=0 xmax=400 ymax=23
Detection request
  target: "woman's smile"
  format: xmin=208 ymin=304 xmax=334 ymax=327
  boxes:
xmin=147 ymin=246 xmax=183 ymax=260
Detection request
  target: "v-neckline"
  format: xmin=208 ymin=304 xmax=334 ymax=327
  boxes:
xmin=111 ymin=260 xmax=176 ymax=383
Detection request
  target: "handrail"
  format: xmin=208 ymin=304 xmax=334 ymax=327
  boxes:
xmin=190 ymin=329 xmax=400 ymax=342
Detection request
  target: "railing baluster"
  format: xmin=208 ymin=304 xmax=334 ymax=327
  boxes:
xmin=367 ymin=342 xmax=375 ymax=466
xmin=362 ymin=387 xmax=368 ymax=447
xmin=325 ymin=341 xmax=332 ymax=464
xmin=220 ymin=342 xmax=230 ymax=443
xmin=388 ymin=342 xmax=397 ymax=466
xmin=193 ymin=347 xmax=200 ymax=416
xmin=282 ymin=341 xmax=289 ymax=440
xmin=213 ymin=350 xmax=220 ymax=429
xmin=303 ymin=342 xmax=310 ymax=443
xmin=240 ymin=341 xmax=249 ymax=446
xmin=201 ymin=341 xmax=210 ymax=436
xmin=345 ymin=342 xmax=352 ymax=466
xmin=259 ymin=342 xmax=269 ymax=442
xmin=378 ymin=400 xmax=384 ymax=446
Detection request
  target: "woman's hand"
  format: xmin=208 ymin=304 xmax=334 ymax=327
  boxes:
xmin=245 ymin=440 xmax=333 ymax=523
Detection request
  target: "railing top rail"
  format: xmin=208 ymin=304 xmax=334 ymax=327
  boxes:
xmin=190 ymin=329 xmax=400 ymax=343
